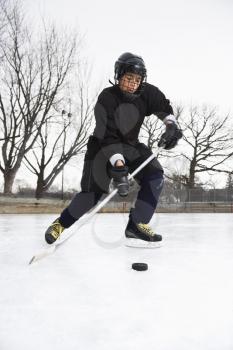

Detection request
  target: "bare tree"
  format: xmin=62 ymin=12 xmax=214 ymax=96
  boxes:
xmin=23 ymin=80 xmax=95 ymax=199
xmin=0 ymin=0 xmax=8 ymax=34
xmin=0 ymin=0 xmax=10 ymax=61
xmin=140 ymin=114 xmax=162 ymax=149
xmin=225 ymin=173 xmax=233 ymax=190
xmin=140 ymin=104 xmax=183 ymax=150
xmin=0 ymin=2 xmax=78 ymax=194
xmin=179 ymin=105 xmax=233 ymax=188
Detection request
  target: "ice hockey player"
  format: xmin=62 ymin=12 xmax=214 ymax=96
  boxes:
xmin=44 ymin=52 xmax=182 ymax=247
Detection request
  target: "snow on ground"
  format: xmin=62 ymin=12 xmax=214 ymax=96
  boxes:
xmin=0 ymin=213 xmax=233 ymax=350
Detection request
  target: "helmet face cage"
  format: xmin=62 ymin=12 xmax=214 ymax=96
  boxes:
xmin=114 ymin=53 xmax=147 ymax=84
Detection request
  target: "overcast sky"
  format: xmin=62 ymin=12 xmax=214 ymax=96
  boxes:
xmin=4 ymin=0 xmax=232 ymax=191
xmin=25 ymin=0 xmax=233 ymax=114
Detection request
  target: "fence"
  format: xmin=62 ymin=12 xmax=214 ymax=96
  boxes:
xmin=160 ymin=188 xmax=233 ymax=203
xmin=100 ymin=188 xmax=233 ymax=213
xmin=0 ymin=188 xmax=233 ymax=214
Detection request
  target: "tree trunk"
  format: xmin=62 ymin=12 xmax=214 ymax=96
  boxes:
xmin=35 ymin=174 xmax=46 ymax=200
xmin=188 ymin=160 xmax=196 ymax=189
xmin=3 ymin=170 xmax=17 ymax=194
xmin=188 ymin=173 xmax=195 ymax=189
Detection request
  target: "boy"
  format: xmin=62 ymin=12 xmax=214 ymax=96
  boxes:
xmin=45 ymin=52 xmax=182 ymax=247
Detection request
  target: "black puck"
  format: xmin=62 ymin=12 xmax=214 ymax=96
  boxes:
xmin=132 ymin=263 xmax=148 ymax=271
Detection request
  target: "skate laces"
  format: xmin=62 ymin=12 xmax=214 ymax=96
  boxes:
xmin=137 ymin=223 xmax=155 ymax=236
xmin=51 ymin=220 xmax=64 ymax=239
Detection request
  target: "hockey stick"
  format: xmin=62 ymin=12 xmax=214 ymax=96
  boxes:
xmin=29 ymin=148 xmax=162 ymax=264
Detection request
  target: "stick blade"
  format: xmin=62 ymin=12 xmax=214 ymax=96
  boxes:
xmin=29 ymin=245 xmax=56 ymax=265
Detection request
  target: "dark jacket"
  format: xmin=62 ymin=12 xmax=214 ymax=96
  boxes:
xmin=92 ymin=82 xmax=173 ymax=159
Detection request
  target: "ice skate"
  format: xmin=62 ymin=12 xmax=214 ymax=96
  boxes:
xmin=45 ymin=218 xmax=65 ymax=244
xmin=125 ymin=218 xmax=162 ymax=248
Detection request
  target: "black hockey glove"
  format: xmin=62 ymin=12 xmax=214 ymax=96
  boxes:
xmin=158 ymin=122 xmax=183 ymax=150
xmin=109 ymin=165 xmax=129 ymax=197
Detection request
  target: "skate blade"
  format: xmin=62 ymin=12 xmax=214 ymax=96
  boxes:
xmin=125 ymin=238 xmax=162 ymax=249
xmin=29 ymin=245 xmax=56 ymax=265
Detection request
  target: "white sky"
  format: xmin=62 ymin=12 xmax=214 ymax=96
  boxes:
xmin=25 ymin=0 xmax=233 ymax=113
xmin=1 ymin=0 xmax=233 ymax=191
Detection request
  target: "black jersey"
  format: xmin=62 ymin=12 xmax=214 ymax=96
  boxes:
xmin=92 ymin=82 xmax=173 ymax=159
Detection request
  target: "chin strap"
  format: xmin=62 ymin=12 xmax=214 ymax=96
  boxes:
xmin=109 ymin=79 xmax=115 ymax=86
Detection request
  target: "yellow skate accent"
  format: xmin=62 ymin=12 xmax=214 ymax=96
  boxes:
xmin=49 ymin=219 xmax=65 ymax=240
xmin=137 ymin=223 xmax=156 ymax=237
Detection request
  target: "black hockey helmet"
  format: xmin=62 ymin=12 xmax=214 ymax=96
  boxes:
xmin=114 ymin=52 xmax=147 ymax=82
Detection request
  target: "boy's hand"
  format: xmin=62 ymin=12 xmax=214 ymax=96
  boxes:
xmin=158 ymin=122 xmax=183 ymax=150
xmin=110 ymin=165 xmax=129 ymax=197
xmin=115 ymin=160 xmax=125 ymax=167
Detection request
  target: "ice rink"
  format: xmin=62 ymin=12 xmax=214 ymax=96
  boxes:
xmin=0 ymin=213 xmax=233 ymax=350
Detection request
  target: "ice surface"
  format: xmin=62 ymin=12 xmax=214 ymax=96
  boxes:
xmin=0 ymin=213 xmax=233 ymax=350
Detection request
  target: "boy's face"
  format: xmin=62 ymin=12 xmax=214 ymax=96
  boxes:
xmin=119 ymin=72 xmax=142 ymax=94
